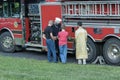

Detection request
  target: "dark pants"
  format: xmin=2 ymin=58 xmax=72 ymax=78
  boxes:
xmin=55 ymin=39 xmax=60 ymax=61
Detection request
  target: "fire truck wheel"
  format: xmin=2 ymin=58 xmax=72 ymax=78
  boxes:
xmin=87 ymin=38 xmax=97 ymax=63
xmin=0 ymin=32 xmax=15 ymax=53
xmin=103 ymin=38 xmax=120 ymax=65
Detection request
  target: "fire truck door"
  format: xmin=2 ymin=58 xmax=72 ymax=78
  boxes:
xmin=41 ymin=4 xmax=62 ymax=46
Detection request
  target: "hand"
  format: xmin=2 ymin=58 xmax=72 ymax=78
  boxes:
xmin=68 ymin=36 xmax=72 ymax=41
xmin=52 ymin=36 xmax=57 ymax=40
xmin=43 ymin=34 xmax=46 ymax=40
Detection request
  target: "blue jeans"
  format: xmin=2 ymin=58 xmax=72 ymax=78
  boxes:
xmin=46 ymin=39 xmax=57 ymax=62
xmin=59 ymin=44 xmax=67 ymax=63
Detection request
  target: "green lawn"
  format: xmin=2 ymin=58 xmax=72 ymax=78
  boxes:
xmin=0 ymin=55 xmax=120 ymax=80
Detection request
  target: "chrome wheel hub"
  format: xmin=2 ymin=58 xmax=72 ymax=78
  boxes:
xmin=87 ymin=44 xmax=91 ymax=56
xmin=108 ymin=44 xmax=120 ymax=60
xmin=3 ymin=36 xmax=13 ymax=48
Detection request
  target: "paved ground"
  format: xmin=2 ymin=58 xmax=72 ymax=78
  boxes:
xmin=0 ymin=50 xmax=77 ymax=63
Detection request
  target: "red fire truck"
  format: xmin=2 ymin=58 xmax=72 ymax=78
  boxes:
xmin=0 ymin=0 xmax=120 ymax=65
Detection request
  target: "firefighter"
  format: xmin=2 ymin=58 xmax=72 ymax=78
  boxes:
xmin=43 ymin=20 xmax=57 ymax=63
xmin=52 ymin=17 xmax=62 ymax=62
xmin=75 ymin=21 xmax=88 ymax=64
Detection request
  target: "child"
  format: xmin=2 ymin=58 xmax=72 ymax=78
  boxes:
xmin=58 ymin=24 xmax=68 ymax=63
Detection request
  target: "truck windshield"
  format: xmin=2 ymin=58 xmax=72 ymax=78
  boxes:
xmin=1 ymin=0 xmax=20 ymax=18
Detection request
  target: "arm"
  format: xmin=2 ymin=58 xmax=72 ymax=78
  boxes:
xmin=85 ymin=30 xmax=87 ymax=41
xmin=50 ymin=32 xmax=56 ymax=40
xmin=42 ymin=33 xmax=46 ymax=40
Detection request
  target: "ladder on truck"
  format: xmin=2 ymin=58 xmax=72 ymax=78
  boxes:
xmin=62 ymin=1 xmax=120 ymax=26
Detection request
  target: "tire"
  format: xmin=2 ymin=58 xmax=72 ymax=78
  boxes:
xmin=87 ymin=38 xmax=97 ymax=63
xmin=0 ymin=32 xmax=15 ymax=53
xmin=103 ymin=38 xmax=120 ymax=65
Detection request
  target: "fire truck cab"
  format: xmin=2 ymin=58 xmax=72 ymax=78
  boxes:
xmin=0 ymin=0 xmax=120 ymax=65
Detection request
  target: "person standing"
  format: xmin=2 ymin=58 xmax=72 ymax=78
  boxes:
xmin=52 ymin=17 xmax=62 ymax=61
xmin=43 ymin=20 xmax=57 ymax=63
xmin=75 ymin=21 xmax=88 ymax=64
xmin=58 ymin=24 xmax=68 ymax=63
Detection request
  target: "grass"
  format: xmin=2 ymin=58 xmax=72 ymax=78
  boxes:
xmin=0 ymin=55 xmax=120 ymax=80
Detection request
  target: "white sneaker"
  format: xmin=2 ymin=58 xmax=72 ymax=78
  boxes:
xmin=78 ymin=59 xmax=82 ymax=64
xmin=83 ymin=59 xmax=86 ymax=65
